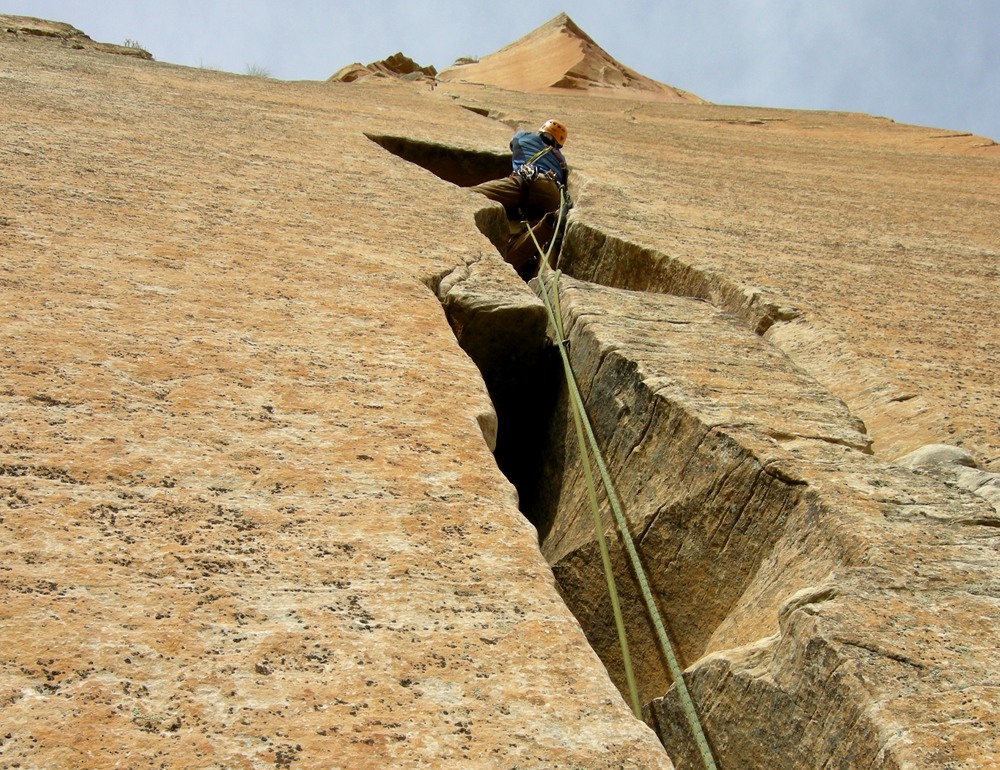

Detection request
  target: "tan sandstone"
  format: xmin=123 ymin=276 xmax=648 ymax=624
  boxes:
xmin=0 ymin=16 xmax=670 ymax=770
xmin=438 ymin=13 xmax=704 ymax=103
xmin=2 ymin=11 xmax=999 ymax=770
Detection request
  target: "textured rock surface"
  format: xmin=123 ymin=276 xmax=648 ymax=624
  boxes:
xmin=895 ymin=444 xmax=1000 ymax=512
xmin=3 ymin=11 xmax=999 ymax=770
xmin=0 ymin=14 xmax=152 ymax=58
xmin=0 ymin=30 xmax=670 ymax=770
xmin=329 ymin=52 xmax=437 ymax=83
xmin=535 ymin=278 xmax=999 ymax=768
xmin=529 ymin=96 xmax=999 ymax=471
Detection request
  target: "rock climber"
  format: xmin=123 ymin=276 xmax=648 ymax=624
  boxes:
xmin=471 ymin=119 xmax=570 ymax=279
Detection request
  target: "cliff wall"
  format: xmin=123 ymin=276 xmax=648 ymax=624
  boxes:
xmin=2 ymin=13 xmax=998 ymax=769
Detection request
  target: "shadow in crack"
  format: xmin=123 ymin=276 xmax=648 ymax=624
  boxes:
xmin=483 ymin=329 xmax=564 ymax=523
xmin=365 ymin=133 xmax=510 ymax=187
xmin=369 ymin=132 xmax=569 ymax=522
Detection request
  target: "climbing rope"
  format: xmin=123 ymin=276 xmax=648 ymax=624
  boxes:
xmin=526 ymin=190 xmax=719 ymax=770
xmin=522 ymin=201 xmax=639 ymax=719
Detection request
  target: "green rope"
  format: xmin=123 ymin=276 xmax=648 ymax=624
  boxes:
xmin=528 ymin=190 xmax=719 ymax=770
xmin=569 ymin=370 xmax=643 ymax=718
xmin=526 ymin=214 xmax=641 ymax=719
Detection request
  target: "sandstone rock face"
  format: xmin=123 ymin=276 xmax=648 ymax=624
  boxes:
xmin=438 ymin=13 xmax=704 ymax=103
xmin=0 ymin=14 xmax=152 ymax=58
xmin=433 ymin=39 xmax=998 ymax=767
xmin=0 ymin=30 xmax=670 ymax=770
xmin=895 ymin=444 xmax=1000 ymax=513
xmin=3 ymin=12 xmax=999 ymax=770
xmin=531 ymin=276 xmax=998 ymax=768
xmin=329 ymin=52 xmax=437 ymax=83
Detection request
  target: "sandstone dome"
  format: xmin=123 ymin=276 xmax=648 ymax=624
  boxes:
xmin=438 ymin=13 xmax=705 ymax=102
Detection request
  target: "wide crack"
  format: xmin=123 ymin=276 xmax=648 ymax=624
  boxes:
xmin=367 ymin=131 xmax=922 ymax=769
xmin=369 ymin=129 xmax=721 ymax=746
xmin=365 ymin=133 xmax=509 ymax=188
xmin=368 ymin=132 xmax=567 ymax=518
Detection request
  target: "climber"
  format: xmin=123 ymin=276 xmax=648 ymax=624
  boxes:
xmin=471 ymin=119 xmax=570 ymax=279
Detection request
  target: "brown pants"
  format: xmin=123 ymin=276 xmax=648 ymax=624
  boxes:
xmin=471 ymin=176 xmax=562 ymax=278
xmin=470 ymin=175 xmax=561 ymax=221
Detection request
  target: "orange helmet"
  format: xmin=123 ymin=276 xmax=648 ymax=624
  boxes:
xmin=539 ymin=119 xmax=568 ymax=147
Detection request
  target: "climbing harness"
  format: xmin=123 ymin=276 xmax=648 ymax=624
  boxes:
xmin=512 ymin=163 xmax=552 ymax=184
xmin=512 ymin=143 xmax=567 ymax=186
xmin=527 ymin=189 xmax=719 ymax=770
xmin=514 ymin=145 xmax=550 ymax=180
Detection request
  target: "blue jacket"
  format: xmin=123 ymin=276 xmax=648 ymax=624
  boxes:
xmin=510 ymin=131 xmax=568 ymax=185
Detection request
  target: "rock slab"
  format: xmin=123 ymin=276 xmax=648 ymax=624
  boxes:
xmin=538 ymin=277 xmax=999 ymax=769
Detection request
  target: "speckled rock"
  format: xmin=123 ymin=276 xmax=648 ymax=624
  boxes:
xmin=894 ymin=444 xmax=1000 ymax=512
xmin=0 ymin=28 xmax=671 ymax=770
xmin=3 ymin=10 xmax=999 ymax=770
xmin=535 ymin=277 xmax=999 ymax=769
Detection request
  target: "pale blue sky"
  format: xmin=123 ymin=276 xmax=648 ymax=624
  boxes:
xmin=5 ymin=0 xmax=998 ymax=141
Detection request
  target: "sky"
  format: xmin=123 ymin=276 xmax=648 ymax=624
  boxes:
xmin=5 ymin=0 xmax=999 ymax=142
